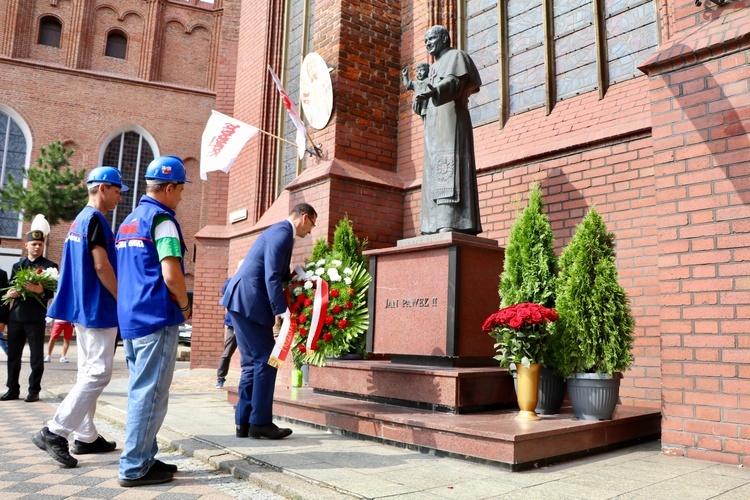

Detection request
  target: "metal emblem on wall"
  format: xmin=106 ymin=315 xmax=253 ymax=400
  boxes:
xmin=300 ymin=52 xmax=333 ymax=130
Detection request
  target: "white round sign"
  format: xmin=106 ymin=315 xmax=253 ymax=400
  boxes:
xmin=300 ymin=52 xmax=333 ymax=130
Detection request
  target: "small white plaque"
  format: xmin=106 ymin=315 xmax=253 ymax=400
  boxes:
xmin=229 ymin=208 xmax=248 ymax=223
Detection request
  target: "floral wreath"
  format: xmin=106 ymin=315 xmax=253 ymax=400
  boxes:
xmin=285 ymin=256 xmax=371 ymax=367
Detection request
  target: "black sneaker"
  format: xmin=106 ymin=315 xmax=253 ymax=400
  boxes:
xmin=32 ymin=427 xmax=77 ymax=468
xmin=70 ymin=435 xmax=117 ymax=454
xmin=118 ymin=467 xmax=174 ymax=487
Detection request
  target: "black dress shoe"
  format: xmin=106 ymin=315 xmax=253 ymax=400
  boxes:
xmin=70 ymin=435 xmax=116 ymax=454
xmin=249 ymin=423 xmax=292 ymax=440
xmin=152 ymin=459 xmax=178 ymax=473
xmin=236 ymin=424 xmax=249 ymax=438
xmin=0 ymin=391 xmax=19 ymax=401
xmin=24 ymin=393 xmax=39 ymax=402
xmin=118 ymin=467 xmax=173 ymax=487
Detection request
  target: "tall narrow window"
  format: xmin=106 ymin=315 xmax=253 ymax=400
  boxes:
xmin=466 ymin=0 xmax=500 ymax=125
xmin=101 ymin=131 xmax=155 ymax=230
xmin=507 ymin=0 xmax=546 ymax=115
xmin=276 ymin=0 xmax=315 ymax=195
xmin=105 ymin=31 xmax=127 ymax=59
xmin=38 ymin=16 xmax=62 ymax=48
xmin=0 ymin=111 xmax=28 ymax=238
xmin=554 ymin=0 xmax=597 ymax=101
xmin=605 ymin=0 xmax=658 ymax=84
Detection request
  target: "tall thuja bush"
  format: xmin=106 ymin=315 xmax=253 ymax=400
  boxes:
xmin=499 ymin=183 xmax=558 ymax=308
xmin=331 ymin=215 xmax=368 ymax=268
xmin=554 ymin=208 xmax=634 ymax=376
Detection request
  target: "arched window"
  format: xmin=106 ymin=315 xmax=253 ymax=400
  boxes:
xmin=0 ymin=111 xmax=28 ymax=238
xmin=101 ymin=131 xmax=156 ymax=230
xmin=38 ymin=16 xmax=62 ymax=48
xmin=105 ymin=31 xmax=127 ymax=59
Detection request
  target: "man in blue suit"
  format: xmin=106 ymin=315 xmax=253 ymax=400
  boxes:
xmin=221 ymin=203 xmax=317 ymax=439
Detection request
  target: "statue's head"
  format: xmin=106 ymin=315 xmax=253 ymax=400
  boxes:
xmin=425 ymin=25 xmax=450 ymax=57
xmin=416 ymin=62 xmax=430 ymax=80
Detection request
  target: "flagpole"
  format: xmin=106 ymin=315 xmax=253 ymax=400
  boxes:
xmin=254 ymin=127 xmax=297 ymax=148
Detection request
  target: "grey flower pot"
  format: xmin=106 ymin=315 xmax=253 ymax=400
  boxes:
xmin=567 ymin=372 xmax=622 ymax=420
xmin=510 ymin=364 xmax=566 ymax=415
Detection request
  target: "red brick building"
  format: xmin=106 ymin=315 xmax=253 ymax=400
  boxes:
xmin=0 ymin=0 xmax=236 ymax=287
xmin=192 ymin=0 xmax=750 ymax=465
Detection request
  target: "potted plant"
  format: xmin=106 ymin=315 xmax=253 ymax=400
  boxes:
xmin=482 ymin=302 xmax=559 ymax=421
xmin=554 ymin=207 xmax=635 ymax=420
xmin=498 ymin=183 xmax=565 ymax=414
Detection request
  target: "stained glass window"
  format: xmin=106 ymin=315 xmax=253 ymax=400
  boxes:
xmin=605 ymin=0 xmax=657 ymax=84
xmin=279 ymin=0 xmax=315 ymax=192
xmin=508 ymin=0 xmax=546 ymax=114
xmin=102 ymin=131 xmax=155 ymax=230
xmin=0 ymin=112 xmax=27 ymax=238
xmin=554 ymin=0 xmax=597 ymax=100
xmin=463 ymin=0 xmax=657 ymax=120
xmin=467 ymin=0 xmax=500 ymax=125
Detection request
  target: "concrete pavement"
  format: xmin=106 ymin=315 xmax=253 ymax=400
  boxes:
xmin=7 ymin=343 xmax=750 ymax=499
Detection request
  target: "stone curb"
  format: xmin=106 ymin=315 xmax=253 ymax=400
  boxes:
xmin=44 ymin=387 xmax=356 ymax=500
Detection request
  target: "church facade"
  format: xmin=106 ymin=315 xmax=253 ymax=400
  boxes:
xmin=193 ymin=0 xmax=750 ymax=466
xmin=0 ymin=0 xmax=237 ymax=285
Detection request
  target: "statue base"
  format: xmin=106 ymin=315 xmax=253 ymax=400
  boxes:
xmin=364 ymin=231 xmax=505 ymax=366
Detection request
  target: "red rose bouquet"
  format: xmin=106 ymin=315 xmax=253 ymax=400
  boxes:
xmin=1 ymin=266 xmax=59 ymax=307
xmin=482 ymin=302 xmax=559 ymax=368
xmin=287 ymin=256 xmax=371 ymax=367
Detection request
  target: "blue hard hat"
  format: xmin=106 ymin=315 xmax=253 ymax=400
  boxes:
xmin=144 ymin=155 xmax=190 ymax=184
xmin=87 ymin=166 xmax=129 ymax=192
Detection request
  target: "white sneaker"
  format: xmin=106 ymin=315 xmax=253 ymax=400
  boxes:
xmin=60 ymin=357 xmax=69 ymax=363
xmin=43 ymin=356 xmax=50 ymax=363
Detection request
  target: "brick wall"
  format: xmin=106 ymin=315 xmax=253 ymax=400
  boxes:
xmin=640 ymin=1 xmax=750 ymax=466
xmin=0 ymin=0 xmax=224 ymax=289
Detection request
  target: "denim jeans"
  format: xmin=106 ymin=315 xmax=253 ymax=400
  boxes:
xmin=47 ymin=325 xmax=117 ymax=442
xmin=118 ymin=325 xmax=178 ymax=480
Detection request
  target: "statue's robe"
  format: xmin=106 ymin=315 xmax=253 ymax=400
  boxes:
xmin=420 ymin=47 xmax=482 ymax=235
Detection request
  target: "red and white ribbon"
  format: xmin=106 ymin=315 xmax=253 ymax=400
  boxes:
xmin=268 ymin=307 xmax=296 ymax=369
xmin=306 ymin=276 xmax=329 ymax=351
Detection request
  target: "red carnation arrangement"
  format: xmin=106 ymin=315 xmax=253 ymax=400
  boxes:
xmin=483 ymin=302 xmax=559 ymax=368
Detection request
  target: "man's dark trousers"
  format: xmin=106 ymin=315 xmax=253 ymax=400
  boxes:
xmin=229 ymin=311 xmax=277 ymax=427
xmin=6 ymin=321 xmax=45 ymax=396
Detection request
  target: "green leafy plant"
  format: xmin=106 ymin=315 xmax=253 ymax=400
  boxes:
xmin=554 ymin=207 xmax=635 ymax=377
xmin=0 ymin=141 xmax=87 ymax=225
xmin=499 ymin=183 xmax=558 ymax=308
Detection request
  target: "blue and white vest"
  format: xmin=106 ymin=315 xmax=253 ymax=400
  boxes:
xmin=48 ymin=206 xmax=118 ymax=328
xmin=116 ymin=195 xmax=186 ymax=339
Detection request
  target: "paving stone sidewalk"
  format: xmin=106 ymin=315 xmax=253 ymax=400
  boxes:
xmin=0 ymin=395 xmax=288 ymax=499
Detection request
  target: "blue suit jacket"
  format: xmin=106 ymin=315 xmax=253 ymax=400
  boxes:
xmin=220 ymin=221 xmax=294 ymax=328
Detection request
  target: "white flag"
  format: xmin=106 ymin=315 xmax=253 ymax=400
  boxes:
xmin=268 ymin=65 xmax=307 ymax=160
xmin=200 ymin=110 xmax=259 ymax=180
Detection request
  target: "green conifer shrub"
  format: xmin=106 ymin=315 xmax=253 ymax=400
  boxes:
xmin=554 ymin=207 xmax=635 ymax=377
xmin=498 ymin=183 xmax=558 ymax=308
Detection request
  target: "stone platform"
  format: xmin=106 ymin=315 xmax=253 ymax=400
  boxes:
xmin=306 ymin=359 xmax=517 ymax=413
xmin=264 ymin=386 xmax=661 ymax=471
xmin=227 ymin=361 xmax=661 ymax=471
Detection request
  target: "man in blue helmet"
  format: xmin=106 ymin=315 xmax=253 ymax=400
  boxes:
xmin=115 ymin=155 xmax=190 ymax=488
xmin=32 ymin=167 xmax=127 ymax=468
